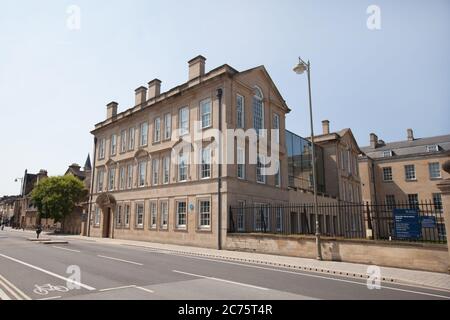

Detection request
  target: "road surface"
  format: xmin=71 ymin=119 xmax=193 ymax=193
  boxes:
xmin=1 ymin=229 xmax=449 ymax=300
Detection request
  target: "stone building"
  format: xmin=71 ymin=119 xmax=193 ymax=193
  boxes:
xmin=0 ymin=196 xmax=20 ymax=225
xmin=14 ymin=169 xmax=55 ymax=229
xmin=62 ymin=156 xmax=92 ymax=234
xmin=359 ymin=129 xmax=450 ymax=208
xmin=87 ymin=55 xmax=295 ymax=248
xmin=309 ymin=120 xmax=363 ymax=203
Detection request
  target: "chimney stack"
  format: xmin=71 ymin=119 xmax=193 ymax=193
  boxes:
xmin=322 ymin=120 xmax=330 ymax=135
xmin=106 ymin=102 xmax=118 ymax=119
xmin=37 ymin=170 xmax=48 ymax=184
xmin=188 ymin=55 xmax=206 ymax=81
xmin=148 ymin=79 xmax=161 ymax=100
xmin=135 ymin=86 xmax=147 ymax=106
xmin=407 ymin=128 xmax=414 ymax=141
xmin=370 ymin=133 xmax=378 ymax=149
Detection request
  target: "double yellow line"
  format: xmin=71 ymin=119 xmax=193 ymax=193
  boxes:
xmin=0 ymin=274 xmax=31 ymax=300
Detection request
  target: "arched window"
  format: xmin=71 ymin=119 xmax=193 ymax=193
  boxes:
xmin=253 ymin=86 xmax=264 ymax=135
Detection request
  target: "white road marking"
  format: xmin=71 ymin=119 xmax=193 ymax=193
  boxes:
xmin=0 ymin=253 xmax=96 ymax=291
xmin=142 ymin=249 xmax=450 ymax=300
xmin=99 ymin=285 xmax=154 ymax=294
xmin=97 ymin=255 xmax=143 ymax=266
xmin=0 ymin=274 xmax=31 ymax=300
xmin=0 ymin=288 xmax=11 ymax=300
xmin=135 ymin=286 xmax=155 ymax=293
xmin=52 ymin=246 xmax=81 ymax=253
xmin=173 ymin=270 xmax=269 ymax=291
xmin=99 ymin=285 xmax=136 ymax=292
xmin=37 ymin=296 xmax=62 ymax=300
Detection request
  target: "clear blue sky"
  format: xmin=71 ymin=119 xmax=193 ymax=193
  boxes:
xmin=1 ymin=0 xmax=449 ymax=195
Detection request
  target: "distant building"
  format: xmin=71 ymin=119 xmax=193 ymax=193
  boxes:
xmin=0 ymin=195 xmax=20 ymax=225
xmin=62 ymin=156 xmax=92 ymax=234
xmin=359 ymin=129 xmax=450 ymax=209
xmin=309 ymin=120 xmax=363 ymax=203
xmin=14 ymin=169 xmax=53 ymax=229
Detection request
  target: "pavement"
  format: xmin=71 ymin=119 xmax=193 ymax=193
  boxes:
xmin=1 ymin=227 xmax=450 ymax=300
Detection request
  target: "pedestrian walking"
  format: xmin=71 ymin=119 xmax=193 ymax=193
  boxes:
xmin=36 ymin=224 xmax=42 ymax=239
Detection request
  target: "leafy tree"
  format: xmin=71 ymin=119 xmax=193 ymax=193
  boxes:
xmin=31 ymin=175 xmax=88 ymax=226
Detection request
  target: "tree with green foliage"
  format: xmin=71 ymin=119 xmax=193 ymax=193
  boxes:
xmin=31 ymin=175 xmax=88 ymax=227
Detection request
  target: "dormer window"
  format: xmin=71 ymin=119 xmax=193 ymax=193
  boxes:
xmin=383 ymin=150 xmax=393 ymax=158
xmin=426 ymin=145 xmax=439 ymax=153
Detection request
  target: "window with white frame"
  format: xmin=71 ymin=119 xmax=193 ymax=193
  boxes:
xmin=426 ymin=145 xmax=439 ymax=153
xmin=116 ymin=205 xmax=122 ymax=227
xmin=252 ymin=87 xmax=264 ymax=135
xmin=198 ymin=200 xmax=211 ymax=229
xmin=164 ymin=113 xmax=172 ymax=140
xmin=110 ymin=134 xmax=117 ymax=156
xmin=124 ymin=204 xmax=130 ymax=227
xmin=256 ymin=155 xmax=266 ymax=184
xmin=178 ymin=151 xmax=188 ymax=182
xmin=254 ymin=204 xmax=269 ymax=231
xmin=383 ymin=167 xmax=393 ymax=182
xmin=97 ymin=169 xmax=104 ymax=192
xmin=163 ymin=156 xmax=170 ymax=184
xmin=94 ymin=206 xmax=100 ymax=226
xmin=152 ymin=158 xmax=159 ymax=185
xmin=128 ymin=127 xmax=135 ymax=151
xmin=429 ymin=162 xmax=441 ymax=179
xmin=179 ymin=107 xmax=189 ymax=136
xmin=237 ymin=201 xmax=245 ymax=232
xmin=150 ymin=201 xmax=157 ymax=229
xmin=386 ymin=195 xmax=396 ymax=209
xmin=405 ymin=165 xmax=416 ymax=181
xmin=408 ymin=194 xmax=419 ymax=209
xmin=98 ymin=138 xmax=106 ymax=160
xmin=176 ymin=201 xmax=187 ymax=229
xmin=140 ymin=122 xmax=148 ymax=146
xmin=273 ymin=113 xmax=280 ymax=144
xmin=275 ymin=207 xmax=283 ymax=232
xmin=237 ymin=147 xmax=245 ymax=179
xmin=160 ymin=201 xmax=168 ymax=229
xmin=383 ymin=150 xmax=393 ymax=158
xmin=108 ymin=167 xmax=115 ymax=191
xmin=138 ymin=161 xmax=147 ymax=187
xmin=127 ymin=164 xmax=133 ymax=189
xmin=154 ymin=117 xmax=161 ymax=143
xmin=200 ymin=99 xmax=211 ymax=129
xmin=135 ymin=202 xmax=144 ymax=228
xmin=201 ymin=147 xmax=211 ymax=179
xmin=119 ymin=167 xmax=125 ymax=190
xmin=275 ymin=160 xmax=281 ymax=187
xmin=236 ymin=94 xmax=244 ymax=129
xmin=433 ymin=193 xmax=443 ymax=212
xmin=120 ymin=129 xmax=127 ymax=153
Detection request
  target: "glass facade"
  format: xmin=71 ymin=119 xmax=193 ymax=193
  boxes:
xmin=286 ymin=130 xmax=325 ymax=193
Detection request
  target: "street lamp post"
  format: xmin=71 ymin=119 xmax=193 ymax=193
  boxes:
xmin=293 ymin=57 xmax=322 ymax=261
xmin=14 ymin=177 xmax=24 ymax=196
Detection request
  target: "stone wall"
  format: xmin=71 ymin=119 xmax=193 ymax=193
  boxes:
xmin=225 ymin=233 xmax=449 ymax=273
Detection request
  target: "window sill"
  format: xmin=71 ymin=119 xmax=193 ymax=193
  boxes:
xmin=405 ymin=179 xmax=417 ymax=182
xmin=430 ymin=177 xmax=443 ymax=181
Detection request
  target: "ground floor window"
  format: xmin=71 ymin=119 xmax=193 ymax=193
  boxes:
xmin=198 ymin=200 xmax=211 ymax=230
xmin=237 ymin=201 xmax=245 ymax=232
xmin=275 ymin=207 xmax=283 ymax=232
xmin=254 ymin=204 xmax=269 ymax=231
xmin=176 ymin=201 xmax=187 ymax=229
xmin=94 ymin=207 xmax=100 ymax=226
xmin=116 ymin=205 xmax=122 ymax=227
xmin=124 ymin=204 xmax=130 ymax=227
xmin=150 ymin=201 xmax=157 ymax=229
xmin=135 ymin=203 xmax=144 ymax=229
xmin=160 ymin=201 xmax=168 ymax=230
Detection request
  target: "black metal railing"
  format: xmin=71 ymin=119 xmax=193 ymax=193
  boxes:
xmin=228 ymin=200 xmax=447 ymax=244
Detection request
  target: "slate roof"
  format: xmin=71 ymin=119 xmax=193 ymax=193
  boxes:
xmin=361 ymin=134 xmax=450 ymax=160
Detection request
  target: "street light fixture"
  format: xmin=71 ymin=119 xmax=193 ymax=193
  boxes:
xmin=14 ymin=177 xmax=24 ymax=196
xmin=293 ymin=57 xmax=322 ymax=261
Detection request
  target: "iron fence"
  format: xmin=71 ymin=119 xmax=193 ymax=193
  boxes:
xmin=228 ymin=200 xmax=446 ymax=244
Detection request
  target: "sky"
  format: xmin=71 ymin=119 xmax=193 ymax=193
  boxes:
xmin=0 ymin=0 xmax=449 ymax=195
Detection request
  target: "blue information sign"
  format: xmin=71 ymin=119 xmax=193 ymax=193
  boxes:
xmin=393 ymin=209 xmax=421 ymax=240
xmin=421 ymin=216 xmax=436 ymax=229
